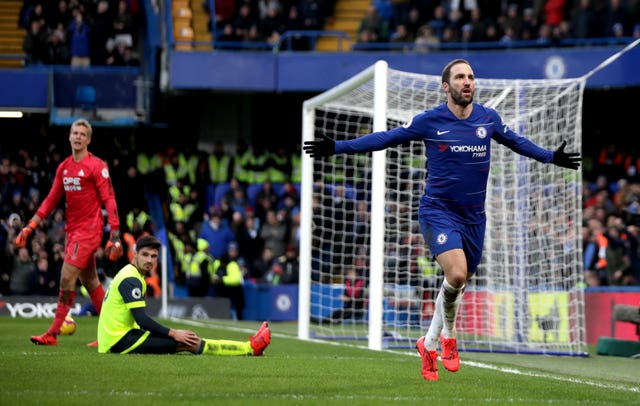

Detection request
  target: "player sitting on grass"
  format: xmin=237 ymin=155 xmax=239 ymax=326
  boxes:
xmin=97 ymin=235 xmax=271 ymax=355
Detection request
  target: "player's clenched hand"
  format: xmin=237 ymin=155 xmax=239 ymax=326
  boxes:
xmin=105 ymin=229 xmax=123 ymax=261
xmin=15 ymin=220 xmax=37 ymax=248
xmin=552 ymin=140 xmax=581 ymax=170
xmin=303 ymin=134 xmax=335 ymax=158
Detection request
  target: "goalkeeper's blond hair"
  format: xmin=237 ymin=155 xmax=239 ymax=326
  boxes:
xmin=71 ymin=118 xmax=93 ymax=138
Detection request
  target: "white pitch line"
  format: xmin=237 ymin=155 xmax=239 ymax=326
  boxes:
xmin=169 ymin=319 xmax=639 ymax=393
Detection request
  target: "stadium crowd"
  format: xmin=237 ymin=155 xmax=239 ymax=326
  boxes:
xmin=20 ymin=0 xmax=141 ymax=66
xmin=18 ymin=0 xmax=640 ymax=61
xmin=0 ymin=138 xmax=303 ymax=301
xmin=2 ymin=136 xmax=640 ymax=301
xmin=355 ymin=0 xmax=640 ymax=47
xmin=209 ymin=0 xmax=640 ymax=49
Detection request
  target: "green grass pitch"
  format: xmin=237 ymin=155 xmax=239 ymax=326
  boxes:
xmin=1 ymin=317 xmax=638 ymax=405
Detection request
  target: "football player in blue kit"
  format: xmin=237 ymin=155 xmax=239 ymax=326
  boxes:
xmin=303 ymin=59 xmax=581 ymax=381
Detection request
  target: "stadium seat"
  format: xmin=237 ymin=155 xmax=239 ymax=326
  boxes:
xmin=205 ymin=183 xmax=216 ymax=210
xmin=213 ymin=182 xmax=231 ymax=206
xmin=174 ymin=26 xmax=194 ymax=50
xmin=246 ymin=183 xmax=264 ymax=206
xmin=172 ymin=4 xmax=193 ymax=31
xmin=72 ymin=85 xmax=97 ymax=118
xmin=272 ymin=182 xmax=285 ymax=198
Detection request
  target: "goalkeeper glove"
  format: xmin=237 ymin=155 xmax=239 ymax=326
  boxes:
xmin=105 ymin=229 xmax=123 ymax=261
xmin=552 ymin=141 xmax=581 ymax=170
xmin=15 ymin=220 xmax=37 ymax=248
xmin=303 ymin=134 xmax=335 ymax=158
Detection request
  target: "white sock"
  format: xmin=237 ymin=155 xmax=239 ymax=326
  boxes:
xmin=440 ymin=279 xmax=463 ymax=338
xmin=424 ymin=290 xmax=443 ymax=350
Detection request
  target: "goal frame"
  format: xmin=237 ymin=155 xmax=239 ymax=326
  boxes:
xmin=299 ymin=61 xmax=389 ymax=350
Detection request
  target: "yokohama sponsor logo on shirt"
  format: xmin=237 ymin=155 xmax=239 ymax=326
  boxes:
xmin=63 ymin=177 xmax=82 ymax=191
xmin=449 ymin=145 xmax=487 ymax=153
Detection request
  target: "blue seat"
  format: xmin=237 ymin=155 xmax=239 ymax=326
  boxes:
xmin=213 ymin=182 xmax=231 ymax=206
xmin=246 ymin=183 xmax=263 ymax=206
xmin=205 ymin=183 xmax=216 ymax=210
xmin=72 ymin=85 xmax=97 ymax=117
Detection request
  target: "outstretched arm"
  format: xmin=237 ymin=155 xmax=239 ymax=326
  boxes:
xmin=303 ymin=126 xmax=421 ymax=158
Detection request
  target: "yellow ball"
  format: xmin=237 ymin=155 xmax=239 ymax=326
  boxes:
xmin=60 ymin=315 xmax=77 ymax=336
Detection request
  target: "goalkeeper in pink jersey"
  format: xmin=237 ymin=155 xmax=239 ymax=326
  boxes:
xmin=15 ymin=119 xmax=124 ymax=346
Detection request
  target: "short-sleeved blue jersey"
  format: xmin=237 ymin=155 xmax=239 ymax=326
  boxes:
xmin=335 ymin=102 xmax=554 ymax=224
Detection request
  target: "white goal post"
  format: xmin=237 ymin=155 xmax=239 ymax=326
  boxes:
xmin=298 ymin=60 xmax=589 ymax=356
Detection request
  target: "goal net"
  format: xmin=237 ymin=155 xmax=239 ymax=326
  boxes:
xmin=298 ymin=60 xmax=588 ymax=356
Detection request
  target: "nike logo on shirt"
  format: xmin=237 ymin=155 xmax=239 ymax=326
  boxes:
xmin=437 ymin=130 xmax=450 ymax=135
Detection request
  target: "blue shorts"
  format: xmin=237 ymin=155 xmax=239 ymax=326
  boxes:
xmin=418 ymin=206 xmax=486 ymax=274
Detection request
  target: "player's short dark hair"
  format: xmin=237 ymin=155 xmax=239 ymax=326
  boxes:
xmin=442 ymin=59 xmax=471 ymax=84
xmin=136 ymin=235 xmax=161 ymax=252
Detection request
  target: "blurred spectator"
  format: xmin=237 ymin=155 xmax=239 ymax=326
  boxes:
xmin=280 ymin=6 xmax=311 ymax=50
xmin=569 ymin=0 xmax=598 ymax=39
xmin=108 ymin=42 xmax=140 ymax=66
xmin=520 ymin=7 xmax=541 ymax=40
xmin=186 ymin=238 xmax=214 ymax=297
xmin=441 ymin=0 xmax=477 ymax=22
xmin=233 ymin=2 xmax=257 ymax=41
xmin=33 ymin=248 xmax=58 ymax=295
xmin=601 ymin=0 xmax=630 ymax=37
xmin=26 ymin=2 xmax=46 ymax=29
xmin=7 ymin=247 xmax=36 ymax=295
xmin=429 ymin=5 xmax=449 ymax=40
xmin=251 ymin=246 xmax=276 ymax=281
xmin=275 ymin=244 xmax=300 ymax=284
xmin=260 ymin=209 xmax=287 ymax=258
xmin=390 ymin=22 xmax=414 ymax=47
xmin=212 ymin=244 xmax=245 ymax=319
xmin=23 ymin=19 xmax=48 ymax=65
xmin=536 ymin=23 xmax=554 ymax=45
xmin=207 ymin=0 xmax=235 ymax=35
xmin=67 ymin=10 xmax=91 ymax=67
xmin=357 ymin=5 xmax=389 ymax=42
xmin=254 ymin=180 xmax=279 ymax=220
xmin=90 ymin=0 xmax=113 ymax=65
xmin=199 ymin=205 xmax=236 ymax=259
xmin=298 ymin=0 xmax=324 ymax=31
xmin=402 ymin=6 xmax=424 ymax=38
xmin=49 ymin=0 xmax=73 ymax=31
xmin=7 ymin=192 xmax=31 ymax=225
xmin=414 ymin=24 xmax=440 ymax=52
xmin=235 ymin=208 xmax=263 ymax=270
xmin=44 ymin=28 xmax=71 ymax=65
xmin=258 ymin=3 xmax=283 ymax=45
xmin=208 ymin=141 xmax=234 ymax=184
xmin=467 ymin=7 xmax=491 ymax=41
xmin=258 ymin=0 xmax=280 ymax=20
xmin=604 ymin=222 xmax=633 ymax=286
xmin=541 ymin=0 xmax=568 ymax=28
xmin=217 ymin=22 xmax=241 ymax=42
xmin=113 ymin=0 xmax=135 ymax=39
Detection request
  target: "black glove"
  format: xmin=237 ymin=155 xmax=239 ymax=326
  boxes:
xmin=552 ymin=141 xmax=581 ymax=170
xmin=303 ymin=134 xmax=335 ymax=158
